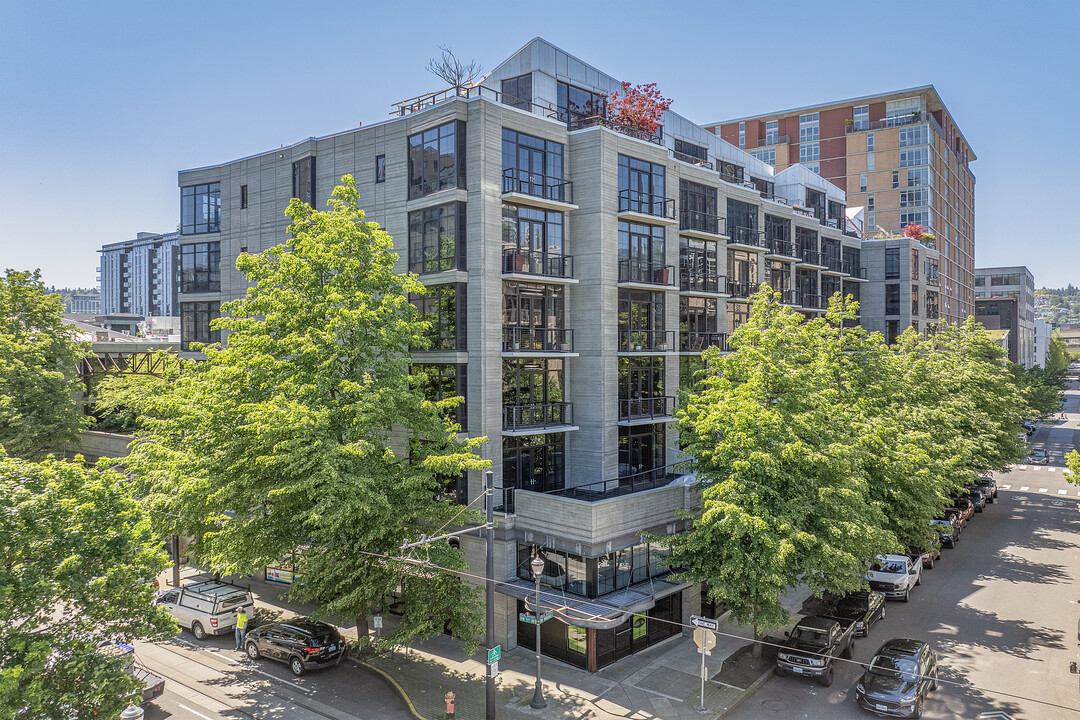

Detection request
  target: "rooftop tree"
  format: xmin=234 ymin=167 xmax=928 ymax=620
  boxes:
xmin=124 ymin=175 xmax=489 ymax=651
xmin=607 ymin=82 xmax=672 ymax=135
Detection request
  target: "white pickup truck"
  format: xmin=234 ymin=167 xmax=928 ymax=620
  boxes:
xmin=155 ymin=580 xmax=255 ymax=640
xmin=865 ymin=553 xmax=922 ymax=603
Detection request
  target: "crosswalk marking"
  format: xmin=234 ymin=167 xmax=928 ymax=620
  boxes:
xmin=1020 ymin=486 xmax=1029 ymax=491
xmin=1039 ymin=488 xmax=1048 ymax=493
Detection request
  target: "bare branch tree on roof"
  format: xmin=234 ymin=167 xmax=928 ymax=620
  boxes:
xmin=427 ymin=45 xmax=483 ymax=89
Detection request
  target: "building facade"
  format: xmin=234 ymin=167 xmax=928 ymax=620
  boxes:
xmin=860 ymin=237 xmax=941 ymax=343
xmin=974 ymin=266 xmax=1036 ymax=368
xmin=175 ymin=38 xmax=864 ymax=671
xmin=99 ymin=231 xmax=180 ymax=317
xmin=1033 ymin=318 xmax=1051 ymax=368
xmin=68 ymin=292 xmax=101 ymax=314
xmin=707 ymin=86 xmax=976 ymax=328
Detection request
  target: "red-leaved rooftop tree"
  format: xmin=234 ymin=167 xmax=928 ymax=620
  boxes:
xmin=607 ymin=82 xmax=673 ymax=135
xmin=902 ymin=222 xmax=926 ymax=239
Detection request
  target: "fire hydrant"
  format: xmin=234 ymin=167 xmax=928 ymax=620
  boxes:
xmin=444 ymin=690 xmax=456 ymax=718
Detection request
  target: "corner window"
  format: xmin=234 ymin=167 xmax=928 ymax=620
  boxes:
xmin=181 ymin=301 xmax=221 ymax=351
xmin=376 ymin=155 xmax=386 ymax=183
xmin=408 ymin=120 xmax=466 ymax=199
xmin=408 ymin=202 xmax=466 ymax=274
xmin=557 ymin=81 xmax=605 ymax=123
xmin=292 ymin=157 xmax=315 ymax=206
xmin=410 ymin=283 xmax=467 ymax=350
xmin=501 ymin=74 xmax=532 ymax=110
xmin=412 ymin=363 xmax=467 ymax=426
xmin=180 ymin=183 xmax=220 ymax=235
xmin=180 ymin=242 xmax=221 ymax=293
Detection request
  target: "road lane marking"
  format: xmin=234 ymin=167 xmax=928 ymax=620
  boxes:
xmin=1048 ymin=467 xmax=1056 ymax=472
xmin=178 ymin=704 xmax=218 ymax=720
xmin=999 ymin=484 xmax=1011 ymax=489
xmin=1059 ymin=489 xmax=1067 ymax=495
xmin=1016 ymin=465 xmax=1027 ymax=470
xmin=1020 ymin=486 xmax=1029 ymax=491
xmin=1039 ymin=488 xmax=1048 ymax=493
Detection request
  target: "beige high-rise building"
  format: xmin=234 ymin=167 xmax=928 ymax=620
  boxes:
xmin=707 ymin=86 xmax=976 ymax=326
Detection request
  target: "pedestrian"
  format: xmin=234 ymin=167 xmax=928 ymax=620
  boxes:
xmin=235 ymin=607 xmax=248 ymax=650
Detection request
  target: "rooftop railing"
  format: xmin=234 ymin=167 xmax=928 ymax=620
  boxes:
xmin=567 ymin=112 xmax=664 ymax=145
xmin=544 ymin=464 xmax=682 ymax=501
xmin=673 ymin=150 xmax=713 ymax=169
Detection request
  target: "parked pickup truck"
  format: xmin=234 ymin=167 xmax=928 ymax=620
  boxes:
xmin=155 ymin=580 xmax=255 ymax=640
xmin=866 ymin=553 xmax=922 ymax=602
xmin=775 ymin=615 xmax=857 ymax=687
xmin=98 ymin=642 xmax=164 ymax=705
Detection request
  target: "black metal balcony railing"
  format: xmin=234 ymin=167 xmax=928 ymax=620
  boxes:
xmin=726 ymin=226 xmax=766 ymax=248
xmin=502 ymin=326 xmax=574 ymax=353
xmin=619 ymin=396 xmax=676 ymax=421
xmin=493 ymin=486 xmax=515 ymax=514
xmin=673 ymin=150 xmax=714 ymax=169
xmin=618 ymin=259 xmax=676 ymax=287
xmin=680 ymin=209 xmax=724 ymax=236
xmin=823 ymin=256 xmax=843 ymax=273
xmin=502 ymin=249 xmax=574 ymax=279
xmin=765 ymin=240 xmax=796 ymax=257
xmin=618 ymin=189 xmax=676 ymax=220
xmin=821 ymin=217 xmax=841 ymax=230
xmin=842 ymin=263 xmax=867 ymax=279
xmin=757 ymin=134 xmax=790 ymax=147
xmin=798 ymin=249 xmax=825 ymax=266
xmin=547 ymin=464 xmax=679 ymax=501
xmin=681 ymin=331 xmax=729 ymax=353
xmin=566 ymin=112 xmax=664 ymax=145
xmin=844 ymin=113 xmax=922 ymax=134
xmin=503 ymin=402 xmax=573 ymax=432
xmin=798 ymin=293 xmax=824 ymax=309
xmin=727 ymin=280 xmax=761 ymax=299
xmin=502 ymin=168 xmax=573 ymax=204
xmin=618 ymin=329 xmax=676 ymax=352
xmin=680 ymin=271 xmax=726 ymax=294
xmin=719 ymin=171 xmax=745 ymax=186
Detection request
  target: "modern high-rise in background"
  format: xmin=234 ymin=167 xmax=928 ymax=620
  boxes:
xmin=974 ymin=266 xmax=1037 ymax=368
xmin=99 ymin=231 xmax=180 ymax=317
xmin=706 ymin=86 xmax=976 ymax=329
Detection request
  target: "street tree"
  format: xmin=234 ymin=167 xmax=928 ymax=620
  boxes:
xmin=124 ymin=176 xmax=489 ymax=651
xmin=0 ymin=455 xmax=175 ymax=719
xmin=0 ymin=269 xmax=90 ymax=459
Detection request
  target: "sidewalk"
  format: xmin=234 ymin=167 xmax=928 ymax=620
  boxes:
xmin=165 ymin=565 xmax=810 ymax=720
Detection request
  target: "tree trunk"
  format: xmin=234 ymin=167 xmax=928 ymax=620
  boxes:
xmin=356 ymin=614 xmax=370 ymax=648
xmin=752 ymin=625 xmax=763 ymax=659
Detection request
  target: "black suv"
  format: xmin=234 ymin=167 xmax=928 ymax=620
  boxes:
xmin=855 ymin=638 xmax=938 ymax=718
xmin=244 ymin=620 xmax=346 ymax=675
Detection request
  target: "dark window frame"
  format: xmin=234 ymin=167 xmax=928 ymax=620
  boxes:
xmin=180 ymin=182 xmax=221 ymax=235
xmin=240 ymin=184 xmax=248 ymax=209
xmin=408 ymin=120 xmax=466 ymax=199
xmin=180 ymin=242 xmax=221 ymax=293
xmin=292 ymin=156 xmax=316 ymax=206
xmin=410 ymin=283 xmax=467 ymax=351
xmin=408 ymin=202 xmax=466 ymax=274
xmin=181 ymin=301 xmax=221 ymax=351
xmin=376 ymin=155 xmax=386 ymax=183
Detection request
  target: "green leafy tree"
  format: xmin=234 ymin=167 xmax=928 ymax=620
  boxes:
xmin=90 ymin=362 xmax=175 ymax=433
xmin=1046 ymin=333 xmax=1070 ymax=377
xmin=125 ymin=176 xmax=489 ymax=651
xmin=0 ymin=455 xmax=175 ymax=719
xmin=0 ymin=270 xmax=90 ymax=459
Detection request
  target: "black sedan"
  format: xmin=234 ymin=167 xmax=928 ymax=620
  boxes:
xmin=965 ymin=488 xmax=987 ymax=512
xmin=244 ymin=620 xmax=347 ymax=676
xmin=855 ymin=638 xmax=938 ymax=718
xmin=832 ymin=590 xmax=886 ymax=637
xmin=930 ymin=518 xmax=958 ymax=548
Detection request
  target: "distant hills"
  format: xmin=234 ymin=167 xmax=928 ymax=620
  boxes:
xmin=1036 ymin=284 xmax=1080 ymax=325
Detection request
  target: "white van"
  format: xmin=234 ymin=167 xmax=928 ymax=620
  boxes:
xmin=155 ymin=580 xmax=255 ymax=640
xmin=865 ymin=553 xmax=922 ymax=602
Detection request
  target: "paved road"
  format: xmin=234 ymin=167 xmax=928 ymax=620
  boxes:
xmin=728 ymin=414 xmax=1080 ymax=718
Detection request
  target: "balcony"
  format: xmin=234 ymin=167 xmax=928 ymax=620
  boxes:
xmin=673 ymin=150 xmax=713 ymax=169
xmin=679 ymin=209 xmax=727 ymax=239
xmin=821 ymin=257 xmax=844 ymax=275
xmin=842 ymin=264 xmax=868 ymax=280
xmin=757 ymin=134 xmax=790 ymax=147
xmin=503 ymin=402 xmax=575 ymax=434
xmin=844 ymin=113 xmax=921 ymax=134
xmin=727 ymin=280 xmax=761 ymax=300
xmin=680 ymin=270 xmax=726 ymax=295
xmin=798 ymin=293 xmax=824 ymax=310
xmin=502 ymin=249 xmax=575 ymax=281
xmin=618 ymin=329 xmax=676 ymax=353
xmin=775 ymin=289 xmax=797 ymax=305
xmin=618 ymin=189 xmax=676 ymax=223
xmin=681 ymin=331 xmax=729 ymax=353
xmin=764 ymin=239 xmax=798 ymax=260
xmin=567 ymin=113 xmax=664 ymax=145
xmin=547 ymin=464 xmax=682 ymax=502
xmin=618 ymin=259 xmax=677 ymax=288
xmin=726 ymin=226 xmax=767 ymax=251
xmin=502 ymin=327 xmax=575 ymax=354
xmin=619 ymin=396 xmax=676 ymax=424
xmin=502 ymin=169 xmax=576 ymax=211
xmin=797 ymin=249 xmax=826 ymax=268
xmin=821 ymin=217 xmax=841 ymax=230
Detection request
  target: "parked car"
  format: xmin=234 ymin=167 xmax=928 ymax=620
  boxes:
xmin=1021 ymin=419 xmax=1036 ymax=435
xmin=775 ymin=615 xmax=857 ymax=687
xmin=930 ymin=518 xmax=959 ymax=548
xmin=965 ymin=488 xmax=987 ymax=512
xmin=97 ymin=641 xmax=165 ymax=706
xmin=1027 ymin=448 xmax=1049 ymax=465
xmin=244 ymin=620 xmax=347 ymax=676
xmin=948 ymin=497 xmax=975 ymax=523
xmin=866 ymin=554 xmax=922 ymax=603
xmin=907 ymin=534 xmax=942 ymax=570
xmin=855 ymin=638 xmax=938 ymax=718
xmin=943 ymin=508 xmax=967 ymax=532
xmin=831 ymin=590 xmax=886 ymax=637
xmin=155 ymin=580 xmax=255 ymax=640
xmin=974 ymin=475 xmax=998 ymax=499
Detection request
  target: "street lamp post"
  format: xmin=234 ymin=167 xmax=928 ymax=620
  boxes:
xmin=529 ymin=554 xmax=547 ymax=709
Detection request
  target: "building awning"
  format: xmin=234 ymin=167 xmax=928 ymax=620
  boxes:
xmin=497 ymin=576 xmax=691 ymax=630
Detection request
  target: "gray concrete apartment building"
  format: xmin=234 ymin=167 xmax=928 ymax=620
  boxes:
xmin=99 ymin=231 xmax=180 ymax=318
xmin=860 ymin=236 xmax=942 ymax=342
xmin=174 ymin=38 xmax=864 ymax=671
xmin=974 ymin=266 xmax=1036 ymax=368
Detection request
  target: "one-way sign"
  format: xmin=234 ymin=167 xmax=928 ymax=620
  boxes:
xmin=690 ymin=615 xmax=719 ymax=632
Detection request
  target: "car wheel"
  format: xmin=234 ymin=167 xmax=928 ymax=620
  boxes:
xmin=774 ymin=666 xmax=787 ymax=677
xmin=818 ymin=667 xmax=833 ymax=687
xmin=191 ymin=621 xmax=207 ymax=641
xmin=246 ymin=641 xmax=260 ymax=660
xmin=880 ymin=605 xmax=886 ymax=621
xmin=912 ymin=697 xmax=923 ymax=719
xmin=902 ymin=589 xmax=910 ymax=603
xmin=290 ymin=656 xmax=306 ymax=676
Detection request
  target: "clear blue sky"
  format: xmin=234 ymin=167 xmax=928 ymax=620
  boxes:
xmin=2 ymin=0 xmax=1077 ymax=289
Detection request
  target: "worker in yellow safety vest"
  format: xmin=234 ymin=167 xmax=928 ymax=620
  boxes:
xmin=235 ymin=607 xmax=249 ymax=650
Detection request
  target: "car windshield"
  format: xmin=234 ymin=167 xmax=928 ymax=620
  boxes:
xmin=868 ymin=654 xmax=919 ymax=682
xmin=871 ymin=561 xmax=905 ymax=574
xmin=930 ymin=520 xmax=950 ymax=528
xmin=837 ymin=597 xmax=864 ymax=611
xmin=1033 ymin=450 xmax=1046 ymax=458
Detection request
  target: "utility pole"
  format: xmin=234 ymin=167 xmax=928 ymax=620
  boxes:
xmin=485 ymin=470 xmax=496 ymax=720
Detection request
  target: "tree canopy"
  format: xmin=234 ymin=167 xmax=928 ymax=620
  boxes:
xmin=123 ymin=176 xmax=489 ymax=651
xmin=0 ymin=269 xmax=90 ymax=459
xmin=671 ymin=288 xmax=1029 ymax=631
xmin=0 ymin=455 xmax=175 ymax=719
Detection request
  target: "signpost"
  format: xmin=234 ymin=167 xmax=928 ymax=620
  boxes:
xmin=690 ymin=616 xmax=718 ymax=711
xmin=488 ymin=645 xmax=501 ymax=664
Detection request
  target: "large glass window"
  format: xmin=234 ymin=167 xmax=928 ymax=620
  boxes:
xmin=680 ymin=296 xmax=718 ymax=351
xmin=619 ymin=424 xmax=665 ymax=478
xmin=504 ymin=434 xmax=565 ymax=495
xmin=180 ymin=242 xmax=220 ymax=293
xmin=408 ymin=120 xmax=465 ymax=199
xmin=503 ymin=358 xmax=568 ymax=433
xmin=907 ymin=167 xmax=931 ymax=187
xmin=618 ymin=290 xmax=666 ymax=350
xmin=853 ymin=105 xmax=869 ymax=130
xmin=180 ymin=183 xmax=220 ymax=235
xmin=885 ymin=284 xmax=900 ymax=315
xmin=618 ymin=356 xmax=667 ymax=419
xmin=726 ymin=198 xmax=758 ymax=239
xmin=727 ymin=301 xmax=751 ymax=334
xmin=674 ymin=139 xmax=708 ymax=163
xmin=899 ymin=148 xmax=929 ymax=168
xmin=503 ymin=282 xmax=565 ymax=345
xmin=765 ymin=214 xmax=791 ymax=253
xmin=765 ymin=120 xmax=779 ymax=145
xmin=181 ymin=301 xmax=220 ymax=351
xmin=768 ymin=259 xmax=792 ymax=294
xmin=557 ymin=82 xmax=605 ymax=122
xmin=679 ymin=236 xmax=719 ymax=292
xmin=292 ymin=157 xmax=315 ymax=206
xmin=799 ymin=113 xmax=819 ymax=142
xmin=410 ymin=283 xmax=466 ymax=350
xmin=750 ymin=147 xmax=775 ymax=165
xmin=408 ymin=202 xmax=466 ymax=274
xmin=727 ymin=249 xmax=758 ymax=295
xmin=885 ymin=248 xmax=900 ymax=279
xmin=899 ymin=124 xmax=929 ymax=147
xmin=618 ymin=221 xmax=667 ymax=283
xmin=501 ymin=74 xmax=532 ymax=110
xmin=680 ymin=180 xmax=718 ymax=233
xmin=618 ymin=155 xmax=667 ymax=215
xmin=799 ymin=141 xmax=820 ymax=163
xmin=502 ymin=129 xmax=565 ymax=200
xmin=412 ymin=363 xmax=467 ymax=426
xmin=900 ymin=189 xmax=930 ymax=208
xmin=502 ymin=205 xmax=566 ymax=276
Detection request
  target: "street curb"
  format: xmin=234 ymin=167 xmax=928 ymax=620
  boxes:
xmin=361 ymin=660 xmax=429 ymax=720
xmin=712 ymin=667 xmax=774 ymax=719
